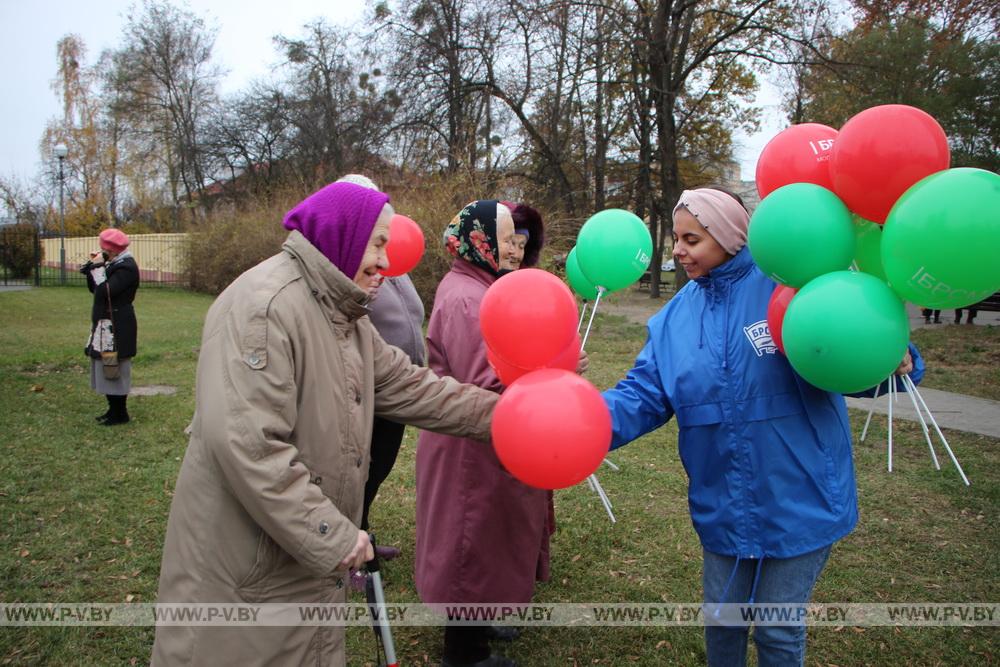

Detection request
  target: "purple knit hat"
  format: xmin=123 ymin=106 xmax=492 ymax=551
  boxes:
xmin=282 ymin=182 xmax=390 ymax=278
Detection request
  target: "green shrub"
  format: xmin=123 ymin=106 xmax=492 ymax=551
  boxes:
xmin=184 ymin=174 xmax=579 ymax=307
xmin=388 ymin=172 xmax=578 ymax=314
xmin=185 ymin=202 xmax=290 ymax=294
xmin=0 ymin=223 xmax=40 ymax=279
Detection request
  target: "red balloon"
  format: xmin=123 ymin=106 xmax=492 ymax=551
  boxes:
xmin=491 ymin=369 xmax=611 ymax=489
xmin=480 ymin=268 xmax=578 ymax=369
xmin=382 ymin=214 xmax=425 ymax=276
xmin=755 ymin=123 xmax=838 ymax=199
xmin=487 ymin=333 xmax=581 ymax=385
xmin=830 ymin=105 xmax=950 ymax=224
xmin=766 ymin=285 xmax=797 ymax=354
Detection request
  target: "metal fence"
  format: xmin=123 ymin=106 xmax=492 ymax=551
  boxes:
xmin=0 ymin=226 xmax=188 ymax=287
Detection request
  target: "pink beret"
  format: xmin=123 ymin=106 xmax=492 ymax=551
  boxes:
xmin=99 ymin=228 xmax=130 ymax=252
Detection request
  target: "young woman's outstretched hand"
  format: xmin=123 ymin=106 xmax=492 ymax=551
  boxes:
xmin=895 ymin=350 xmax=913 ymax=376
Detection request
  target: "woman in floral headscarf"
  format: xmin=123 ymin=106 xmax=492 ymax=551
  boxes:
xmin=415 ymin=201 xmax=547 ymax=667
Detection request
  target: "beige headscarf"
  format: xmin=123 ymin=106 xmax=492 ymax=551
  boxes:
xmin=673 ymin=189 xmax=750 ymax=255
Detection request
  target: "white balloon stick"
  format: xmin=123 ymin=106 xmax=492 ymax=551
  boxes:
xmin=861 ymin=380 xmax=883 ymax=443
xmin=589 ymin=474 xmax=616 ymax=523
xmin=580 ymin=287 xmax=606 ymax=351
xmin=577 ymin=300 xmax=589 ymax=332
xmin=906 ymin=375 xmax=971 ymax=486
xmin=888 ymin=375 xmax=895 ymax=472
xmin=900 ymin=373 xmax=940 ymax=470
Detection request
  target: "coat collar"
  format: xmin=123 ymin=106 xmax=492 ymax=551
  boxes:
xmin=282 ymin=230 xmax=371 ymax=322
xmin=449 ymin=257 xmax=498 ymax=288
xmin=694 ymin=246 xmax=755 ymax=289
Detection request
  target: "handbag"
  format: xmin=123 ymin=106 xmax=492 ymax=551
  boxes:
xmin=101 ymin=281 xmax=120 ymax=380
xmin=101 ymin=350 xmax=120 ymax=380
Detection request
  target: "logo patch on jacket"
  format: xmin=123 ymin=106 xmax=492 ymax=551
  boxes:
xmin=743 ymin=320 xmax=777 ymax=357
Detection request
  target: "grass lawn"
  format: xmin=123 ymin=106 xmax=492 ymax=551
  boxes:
xmin=910 ymin=324 xmax=1000 ymax=401
xmin=0 ymin=287 xmax=996 ymax=666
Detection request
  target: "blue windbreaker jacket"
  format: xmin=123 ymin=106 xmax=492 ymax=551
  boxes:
xmin=603 ymin=247 xmax=924 ymax=559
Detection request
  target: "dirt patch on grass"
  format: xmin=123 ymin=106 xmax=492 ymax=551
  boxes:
xmin=129 ymin=385 xmax=177 ymax=396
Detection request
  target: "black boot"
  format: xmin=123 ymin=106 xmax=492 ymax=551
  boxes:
xmin=103 ymin=395 xmax=130 ymax=425
xmin=96 ymin=396 xmax=114 ymax=422
xmin=486 ymin=626 xmax=521 ymax=642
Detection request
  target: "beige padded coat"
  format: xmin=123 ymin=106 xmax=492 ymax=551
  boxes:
xmin=152 ymin=231 xmax=496 ymax=665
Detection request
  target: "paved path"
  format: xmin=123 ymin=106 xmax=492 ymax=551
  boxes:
xmin=907 ymin=302 xmax=1000 ymax=329
xmin=846 ymin=386 xmax=1000 ymax=439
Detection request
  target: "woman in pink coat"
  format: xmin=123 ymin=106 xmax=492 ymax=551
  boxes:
xmin=415 ymin=200 xmax=548 ymax=667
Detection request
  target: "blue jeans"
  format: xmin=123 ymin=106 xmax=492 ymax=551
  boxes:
xmin=702 ymin=545 xmax=832 ymax=667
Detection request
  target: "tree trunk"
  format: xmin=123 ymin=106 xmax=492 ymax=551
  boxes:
xmin=593 ymin=6 xmax=607 ymax=211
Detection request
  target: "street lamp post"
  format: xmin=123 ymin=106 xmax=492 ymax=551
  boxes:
xmin=53 ymin=143 xmax=68 ymax=284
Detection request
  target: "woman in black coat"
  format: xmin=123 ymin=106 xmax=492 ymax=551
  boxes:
xmin=81 ymin=228 xmax=140 ymax=425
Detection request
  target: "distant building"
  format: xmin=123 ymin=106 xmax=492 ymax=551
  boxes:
xmin=718 ymin=160 xmax=761 ymax=212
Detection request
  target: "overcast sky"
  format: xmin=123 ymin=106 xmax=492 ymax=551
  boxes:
xmin=0 ymin=0 xmax=784 ymax=186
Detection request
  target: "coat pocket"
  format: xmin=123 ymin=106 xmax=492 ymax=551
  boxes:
xmin=236 ymin=529 xmax=292 ymax=600
xmin=674 ymin=402 xmax=724 ymax=427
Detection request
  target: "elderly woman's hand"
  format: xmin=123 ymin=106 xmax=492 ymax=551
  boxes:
xmin=894 ymin=350 xmax=913 ymax=376
xmin=576 ymin=350 xmax=590 ymax=375
xmin=339 ymin=529 xmax=375 ymax=570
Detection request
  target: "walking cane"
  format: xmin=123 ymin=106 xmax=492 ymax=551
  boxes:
xmin=365 ymin=535 xmax=399 ymax=667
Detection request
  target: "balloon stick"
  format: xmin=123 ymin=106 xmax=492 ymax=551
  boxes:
xmin=589 ymin=474 xmax=616 ymax=523
xmin=577 ymin=300 xmax=589 ymax=332
xmin=905 ymin=374 xmax=970 ymax=485
xmin=860 ymin=381 xmax=882 ymax=442
xmin=900 ymin=373 xmax=940 ymax=470
xmin=580 ymin=287 xmax=606 ymax=351
xmin=888 ymin=375 xmax=895 ymax=472
xmin=577 ymin=286 xmax=614 ymax=521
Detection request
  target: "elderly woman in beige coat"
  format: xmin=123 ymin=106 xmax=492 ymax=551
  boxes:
xmin=152 ymin=182 xmax=498 ymax=666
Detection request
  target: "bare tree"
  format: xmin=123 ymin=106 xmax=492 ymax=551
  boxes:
xmin=273 ymin=20 xmax=397 ymax=185
xmin=373 ymin=0 xmax=499 ymax=176
xmin=202 ymin=86 xmax=294 ymax=200
xmin=113 ymin=0 xmax=221 ymax=219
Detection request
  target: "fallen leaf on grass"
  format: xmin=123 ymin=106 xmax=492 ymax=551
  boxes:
xmin=29 ymin=385 xmax=43 ymax=393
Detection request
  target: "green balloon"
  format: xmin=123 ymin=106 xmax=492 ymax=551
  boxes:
xmin=853 ymin=216 xmax=887 ymax=281
xmin=747 ymin=183 xmax=855 ymax=287
xmin=783 ymin=271 xmax=909 ymax=394
xmin=566 ymin=247 xmax=600 ymax=300
xmin=882 ymin=168 xmax=1000 ymax=309
xmin=576 ymin=208 xmax=652 ymax=291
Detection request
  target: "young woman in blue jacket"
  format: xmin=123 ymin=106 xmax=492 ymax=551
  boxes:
xmin=602 ymin=188 xmax=922 ymax=667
